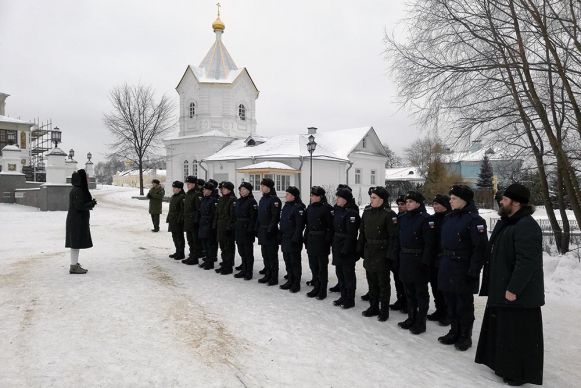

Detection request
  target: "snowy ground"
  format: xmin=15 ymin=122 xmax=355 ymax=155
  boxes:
xmin=1 ymin=185 xmax=580 ymax=387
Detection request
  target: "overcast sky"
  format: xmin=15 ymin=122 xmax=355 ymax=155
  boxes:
xmin=0 ymin=0 xmax=420 ymax=164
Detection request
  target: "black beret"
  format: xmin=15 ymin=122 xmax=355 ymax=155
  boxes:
xmin=203 ymin=182 xmax=215 ymax=191
xmin=432 ymin=194 xmax=451 ymax=211
xmin=221 ymin=181 xmax=234 ymax=191
xmin=405 ymin=191 xmax=425 ymax=204
xmin=239 ymin=182 xmax=253 ymax=191
xmin=185 ymin=176 xmax=197 ymax=184
xmin=336 ymin=188 xmax=353 ymax=202
xmin=449 ymin=185 xmax=474 ymax=203
xmin=395 ymin=194 xmax=406 ymax=205
xmin=370 ymin=187 xmax=389 ymax=201
xmin=286 ymin=186 xmax=300 ymax=198
xmin=310 ymin=186 xmax=326 ymax=197
xmin=260 ymin=178 xmax=275 ymax=189
xmin=503 ymin=183 xmax=530 ymax=204
xmin=172 ymin=180 xmax=184 ymax=189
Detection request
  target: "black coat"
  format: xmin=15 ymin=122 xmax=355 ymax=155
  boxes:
xmin=233 ymin=194 xmax=258 ymax=244
xmin=428 ymin=210 xmax=449 ymax=267
xmin=332 ymin=204 xmax=360 ymax=265
xmin=198 ymin=194 xmax=218 ymax=240
xmin=183 ymin=188 xmax=201 ymax=232
xmin=216 ymin=193 xmax=236 ymax=240
xmin=397 ymin=205 xmax=434 ymax=283
xmin=65 ymin=184 xmax=95 ymax=249
xmin=357 ymin=205 xmax=396 ymax=272
xmin=480 ymin=207 xmax=545 ymax=308
xmin=256 ymin=192 xmax=281 ymax=245
xmin=438 ymin=202 xmax=488 ymax=294
xmin=166 ymin=190 xmax=185 ymax=232
xmin=304 ymin=201 xmax=334 ymax=256
xmin=279 ymin=200 xmax=306 ymax=253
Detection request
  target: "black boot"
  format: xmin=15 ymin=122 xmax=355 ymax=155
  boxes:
xmin=427 ymin=310 xmax=442 ymax=322
xmin=169 ymin=253 xmax=176 ymax=258
xmin=220 ymin=267 xmax=233 ymax=275
xmin=284 ymin=274 xmax=288 ymax=280
xmin=362 ymin=299 xmax=380 ymax=317
xmin=454 ymin=322 xmax=473 ymax=351
xmin=259 ymin=268 xmax=266 ymax=275
xmin=280 ymin=280 xmax=292 ymax=290
xmin=329 ymin=283 xmax=341 ymax=293
xmin=389 ymin=299 xmax=403 ymax=310
xmin=203 ymin=261 xmax=214 ymax=270
xmin=258 ymin=274 xmax=269 ymax=283
xmin=378 ymin=302 xmax=390 ymax=322
xmin=235 ymin=264 xmax=243 ymax=271
xmin=438 ymin=321 xmax=460 ymax=345
xmin=398 ymin=311 xmax=416 ymax=329
xmin=409 ymin=313 xmax=427 ymax=334
xmin=306 ymin=282 xmax=320 ymax=298
xmin=342 ymin=290 xmax=355 ymax=309
xmin=361 ymin=292 xmax=370 ymax=301
xmin=181 ymin=257 xmax=199 ymax=265
xmin=244 ymin=272 xmax=253 ymax=281
xmin=316 ymin=283 xmax=327 ymax=300
xmin=333 ymin=293 xmax=345 ymax=306
xmin=234 ymin=271 xmax=245 ymax=278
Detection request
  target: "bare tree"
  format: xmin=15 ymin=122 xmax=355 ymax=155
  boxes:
xmin=383 ymin=143 xmax=404 ymax=168
xmin=405 ymin=135 xmax=445 ymax=178
xmin=104 ymin=84 xmax=175 ymax=195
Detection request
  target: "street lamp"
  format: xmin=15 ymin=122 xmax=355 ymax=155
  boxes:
xmin=306 ymin=128 xmax=317 ymax=190
xmin=87 ymin=152 xmax=92 ymax=162
xmin=68 ymin=149 xmax=75 ymax=160
xmin=51 ymin=126 xmax=61 ymax=148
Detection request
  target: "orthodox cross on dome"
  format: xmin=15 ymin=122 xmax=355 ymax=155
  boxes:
xmin=216 ymin=2 xmax=221 ymax=17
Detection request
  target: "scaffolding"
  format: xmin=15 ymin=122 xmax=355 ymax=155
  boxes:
xmin=27 ymin=119 xmax=57 ymax=182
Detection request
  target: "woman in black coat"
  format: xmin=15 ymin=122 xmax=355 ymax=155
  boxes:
xmin=65 ymin=169 xmax=96 ymax=274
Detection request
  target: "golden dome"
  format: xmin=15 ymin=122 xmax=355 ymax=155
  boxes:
xmin=212 ymin=16 xmax=225 ymax=31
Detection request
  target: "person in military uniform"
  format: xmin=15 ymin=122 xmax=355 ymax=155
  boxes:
xmin=389 ymin=194 xmax=407 ymax=312
xmin=279 ymin=186 xmax=306 ymax=293
xmin=198 ymin=181 xmax=219 ymax=270
xmin=357 ymin=187 xmax=395 ymax=321
xmin=167 ymin=181 xmax=186 ymax=261
xmin=427 ymin=194 xmax=451 ymax=325
xmin=233 ymin=182 xmax=258 ymax=280
xmin=215 ymin=181 xmax=236 ymax=275
xmin=437 ymin=185 xmax=488 ymax=351
xmin=329 ymin=184 xmax=353 ymax=294
xmin=304 ymin=186 xmax=334 ymax=300
xmin=256 ymin=178 xmax=282 ymax=286
xmin=397 ymin=191 xmax=434 ymax=334
xmin=182 ymin=176 xmax=202 ymax=265
xmin=146 ymin=179 xmax=165 ymax=232
xmin=331 ymin=188 xmax=360 ymax=309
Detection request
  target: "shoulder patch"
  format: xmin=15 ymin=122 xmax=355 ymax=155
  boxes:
xmin=476 ymin=224 xmax=486 ymax=233
xmin=330 ymin=210 xmax=335 ymax=215
xmin=428 ymin=221 xmax=435 ymax=229
xmin=349 ymin=216 xmax=356 ymax=223
xmin=253 ymin=204 xmax=258 ymax=209
xmin=299 ymin=210 xmax=304 ymax=215
xmin=392 ymin=217 xmax=398 ymax=224
xmin=274 ymin=202 xmax=279 ymax=207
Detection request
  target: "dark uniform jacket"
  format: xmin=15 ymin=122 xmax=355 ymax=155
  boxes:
xmin=357 ymin=205 xmax=396 ymax=272
xmin=480 ymin=207 xmax=544 ymax=308
xmin=65 ymin=178 xmax=95 ymax=249
xmin=256 ymin=191 xmax=282 ymax=245
xmin=304 ymin=201 xmax=334 ymax=256
xmin=233 ymin=194 xmax=258 ymax=244
xmin=147 ymin=186 xmax=165 ymax=215
xmin=438 ymin=202 xmax=488 ymax=294
xmin=166 ymin=190 xmax=186 ymax=232
xmin=429 ymin=210 xmax=449 ymax=267
xmin=279 ymin=200 xmax=306 ymax=253
xmin=215 ymin=193 xmax=236 ymax=240
xmin=332 ymin=203 xmax=361 ymax=265
xmin=198 ymin=194 xmax=219 ymax=239
xmin=397 ymin=205 xmax=434 ymax=283
xmin=183 ymin=188 xmax=201 ymax=232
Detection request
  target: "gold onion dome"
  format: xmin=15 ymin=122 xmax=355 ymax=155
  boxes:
xmin=212 ymin=16 xmax=225 ymax=31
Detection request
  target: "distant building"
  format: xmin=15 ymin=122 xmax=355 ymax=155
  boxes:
xmin=0 ymin=93 xmax=34 ymax=174
xmin=112 ymin=169 xmax=166 ymax=188
xmin=385 ymin=166 xmax=424 ymax=185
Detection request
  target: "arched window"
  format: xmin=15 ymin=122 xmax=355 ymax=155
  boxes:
xmin=238 ymin=104 xmax=246 ymax=121
xmin=183 ymin=160 xmax=189 ymax=180
xmin=189 ymin=102 xmax=196 ymax=118
xmin=192 ymin=160 xmax=198 ymax=177
xmin=362 ymin=137 xmax=367 ymax=148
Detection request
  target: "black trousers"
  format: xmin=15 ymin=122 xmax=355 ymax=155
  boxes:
xmin=185 ymin=227 xmax=203 ymax=259
xmin=430 ymin=265 xmax=447 ymax=314
xmin=219 ymin=235 xmax=236 ymax=269
xmin=283 ymin=251 xmax=302 ymax=287
xmin=365 ymin=268 xmax=390 ymax=304
xmin=307 ymin=251 xmax=329 ymax=288
xmin=261 ymin=244 xmax=279 ymax=281
xmin=391 ymin=266 xmax=406 ymax=303
xmin=404 ymin=281 xmax=430 ymax=318
xmin=336 ymin=259 xmax=357 ymax=299
xmin=444 ymin=292 xmax=474 ymax=327
xmin=201 ymin=238 xmax=218 ymax=263
xmin=171 ymin=227 xmax=185 ymax=259
xmin=236 ymin=241 xmax=254 ymax=275
xmin=151 ymin=214 xmax=160 ymax=230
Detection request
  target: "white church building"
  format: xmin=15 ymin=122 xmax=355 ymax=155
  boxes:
xmin=164 ymin=11 xmax=387 ymax=205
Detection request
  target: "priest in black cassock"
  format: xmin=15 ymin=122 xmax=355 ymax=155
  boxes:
xmin=475 ymin=183 xmax=545 ymax=386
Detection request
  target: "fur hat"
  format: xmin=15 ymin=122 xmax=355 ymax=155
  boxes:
xmin=185 ymin=176 xmax=197 ymax=184
xmin=336 ymin=188 xmax=354 ymax=202
xmin=203 ymin=181 xmax=215 ymax=191
xmin=337 ymin=184 xmax=352 ymax=192
xmin=260 ymin=178 xmax=275 ymax=189
xmin=197 ymin=178 xmax=205 ymax=186
xmin=151 ymin=179 xmax=160 ymax=184
xmin=239 ymin=182 xmax=253 ymax=192
xmin=286 ymin=186 xmax=300 ymax=198
xmin=503 ymin=183 xmax=530 ymax=204
xmin=449 ymin=185 xmax=474 ymax=203
xmin=370 ymin=187 xmax=389 ymax=202
xmin=395 ymin=194 xmax=406 ymax=205
xmin=405 ymin=191 xmax=425 ymax=204
xmin=432 ymin=194 xmax=451 ymax=211
xmin=310 ymin=186 xmax=326 ymax=197
xmin=172 ymin=180 xmax=184 ymax=189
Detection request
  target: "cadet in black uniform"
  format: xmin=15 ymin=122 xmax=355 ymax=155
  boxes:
xmin=331 ymin=188 xmax=360 ymax=309
xmin=182 ymin=176 xmax=202 ymax=265
xmin=304 ymin=186 xmax=334 ymax=300
xmin=438 ymin=185 xmax=487 ymax=351
xmin=215 ymin=181 xmax=236 ymax=275
xmin=397 ymin=191 xmax=434 ymax=334
xmin=198 ymin=181 xmax=219 ymax=270
xmin=256 ymin=178 xmax=282 ymax=286
xmin=329 ymin=184 xmax=353 ymax=293
xmin=167 ymin=181 xmax=186 ymax=260
xmin=357 ymin=187 xmax=396 ymax=321
xmin=388 ymin=194 xmax=408 ymax=312
xmin=233 ymin=182 xmax=258 ymax=280
xmin=279 ymin=186 xmax=306 ymax=293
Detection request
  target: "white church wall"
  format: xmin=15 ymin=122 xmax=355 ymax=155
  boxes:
xmin=348 ymin=152 xmax=387 ymax=205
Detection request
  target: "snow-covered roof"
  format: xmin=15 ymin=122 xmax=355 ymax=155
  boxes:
xmin=116 ymin=169 xmax=166 ymax=177
xmin=236 ymin=161 xmax=298 ymax=172
xmin=205 ymin=127 xmax=380 ymax=162
xmin=0 ymin=115 xmax=34 ymax=126
xmin=164 ymin=130 xmax=230 ymax=142
xmin=1 ymin=144 xmax=21 ymax=152
xmin=443 ymin=147 xmax=509 ymax=163
xmin=196 ymin=31 xmax=238 ymax=81
xmin=385 ymin=166 xmax=424 ymax=181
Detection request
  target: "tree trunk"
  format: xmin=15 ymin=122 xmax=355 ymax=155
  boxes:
xmin=138 ymin=158 xmax=144 ymax=196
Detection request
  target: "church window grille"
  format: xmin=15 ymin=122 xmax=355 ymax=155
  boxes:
xmin=189 ymin=102 xmax=196 ymax=118
xmin=183 ymin=160 xmax=189 ymax=180
xmin=370 ymin=169 xmax=376 ymax=185
xmin=238 ymin=104 xmax=246 ymax=121
xmin=355 ymin=168 xmax=361 ymax=184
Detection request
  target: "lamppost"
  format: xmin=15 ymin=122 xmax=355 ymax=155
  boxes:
xmin=68 ymin=149 xmax=75 ymax=160
xmin=306 ymin=128 xmax=317 ymax=190
xmin=51 ymin=126 xmax=61 ymax=148
xmin=87 ymin=152 xmax=92 ymax=162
